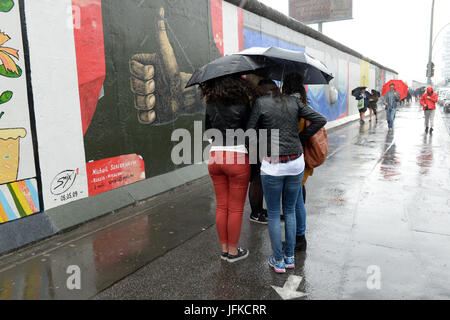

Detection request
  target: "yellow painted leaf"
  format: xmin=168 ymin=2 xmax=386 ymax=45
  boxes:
xmin=0 ymin=33 xmax=10 ymax=46
xmin=0 ymin=47 xmax=19 ymax=60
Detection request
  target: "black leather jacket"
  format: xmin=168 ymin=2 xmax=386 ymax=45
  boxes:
xmin=205 ymin=102 xmax=250 ymax=147
xmin=247 ymin=95 xmax=327 ymax=157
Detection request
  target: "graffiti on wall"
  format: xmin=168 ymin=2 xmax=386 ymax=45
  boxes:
xmin=71 ymin=0 xmax=105 ymax=135
xmin=129 ymin=7 xmax=203 ymax=125
xmin=0 ymin=0 xmax=395 ymax=217
xmin=80 ymin=0 xmax=222 ymax=181
xmin=0 ymin=0 xmax=40 ymax=223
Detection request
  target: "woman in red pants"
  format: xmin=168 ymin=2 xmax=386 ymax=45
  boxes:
xmin=201 ymin=76 xmax=253 ymax=263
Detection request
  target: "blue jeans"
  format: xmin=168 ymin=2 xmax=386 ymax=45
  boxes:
xmin=261 ymin=173 xmax=302 ymax=261
xmin=386 ymin=107 xmax=396 ymax=129
xmin=282 ymin=172 xmax=306 ymax=236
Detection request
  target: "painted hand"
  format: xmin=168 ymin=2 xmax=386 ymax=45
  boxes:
xmin=129 ymin=7 xmax=198 ymax=125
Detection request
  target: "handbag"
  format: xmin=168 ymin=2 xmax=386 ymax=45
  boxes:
xmin=357 ymin=99 xmax=364 ymax=110
xmin=303 ymin=120 xmax=328 ymax=169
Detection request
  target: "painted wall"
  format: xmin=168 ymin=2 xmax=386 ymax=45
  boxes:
xmin=0 ymin=0 xmax=40 ymax=223
xmin=0 ymin=0 xmax=397 ymax=226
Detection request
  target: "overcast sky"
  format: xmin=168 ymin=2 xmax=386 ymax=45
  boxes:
xmin=258 ymin=0 xmax=450 ymax=85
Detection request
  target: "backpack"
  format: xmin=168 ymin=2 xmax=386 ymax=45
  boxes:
xmin=299 ymin=119 xmax=328 ymax=169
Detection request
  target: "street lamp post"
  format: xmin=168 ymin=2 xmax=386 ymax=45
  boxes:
xmin=427 ymin=0 xmax=436 ymax=85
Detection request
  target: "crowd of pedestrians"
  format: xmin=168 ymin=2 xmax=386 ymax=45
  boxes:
xmin=202 ymin=73 xmax=326 ymax=273
xmin=202 ymin=68 xmax=439 ymax=274
xmin=355 ymin=82 xmax=439 ymax=135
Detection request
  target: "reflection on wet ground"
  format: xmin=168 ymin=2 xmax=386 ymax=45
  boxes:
xmin=1 ymin=103 xmax=449 ymax=300
xmin=0 ymin=181 xmax=217 ymax=299
xmin=379 ymin=132 xmax=399 ymax=181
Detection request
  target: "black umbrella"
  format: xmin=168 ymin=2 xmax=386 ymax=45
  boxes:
xmin=367 ymin=89 xmax=381 ymax=97
xmin=185 ymin=54 xmax=269 ymax=88
xmin=351 ymin=87 xmax=367 ymax=98
xmin=235 ymin=47 xmax=334 ymax=84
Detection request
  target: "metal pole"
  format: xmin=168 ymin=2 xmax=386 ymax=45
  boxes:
xmin=318 ymin=22 xmax=323 ymax=33
xmin=427 ymin=0 xmax=435 ymax=85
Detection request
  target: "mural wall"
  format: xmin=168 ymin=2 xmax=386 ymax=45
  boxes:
xmin=0 ymin=0 xmax=40 ymax=223
xmin=0 ymin=0 xmax=397 ymax=224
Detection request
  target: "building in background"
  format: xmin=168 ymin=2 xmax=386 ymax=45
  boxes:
xmin=442 ymin=30 xmax=450 ymax=84
xmin=289 ymin=0 xmax=353 ymax=31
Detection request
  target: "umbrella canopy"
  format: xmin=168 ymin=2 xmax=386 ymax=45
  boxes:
xmin=367 ymin=89 xmax=381 ymax=97
xmin=382 ymin=80 xmax=409 ymax=100
xmin=185 ymin=54 xmax=269 ymax=88
xmin=351 ymin=86 xmax=368 ymax=98
xmin=235 ymin=47 xmax=334 ymax=84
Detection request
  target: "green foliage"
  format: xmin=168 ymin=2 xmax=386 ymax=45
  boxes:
xmin=0 ymin=90 xmax=13 ymax=104
xmin=0 ymin=65 xmax=22 ymax=78
xmin=0 ymin=0 xmax=14 ymax=12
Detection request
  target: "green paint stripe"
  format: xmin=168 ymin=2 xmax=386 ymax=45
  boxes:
xmin=7 ymin=184 xmax=26 ymax=218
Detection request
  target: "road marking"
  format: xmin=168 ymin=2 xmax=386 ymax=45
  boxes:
xmin=271 ymin=275 xmax=306 ymax=300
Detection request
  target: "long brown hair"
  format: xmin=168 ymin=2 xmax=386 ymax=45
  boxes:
xmin=256 ymin=79 xmax=282 ymax=98
xmin=200 ymin=76 xmax=253 ymax=106
xmin=282 ymin=73 xmax=307 ymax=105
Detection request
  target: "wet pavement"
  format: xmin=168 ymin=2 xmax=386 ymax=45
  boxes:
xmin=1 ymin=103 xmax=449 ymax=300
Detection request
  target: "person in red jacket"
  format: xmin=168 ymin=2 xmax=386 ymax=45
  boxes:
xmin=420 ymin=87 xmax=438 ymax=134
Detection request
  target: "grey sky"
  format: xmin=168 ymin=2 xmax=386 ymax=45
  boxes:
xmin=258 ymin=0 xmax=450 ymax=85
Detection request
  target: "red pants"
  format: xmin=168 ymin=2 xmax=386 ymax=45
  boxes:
xmin=208 ymin=151 xmax=250 ymax=247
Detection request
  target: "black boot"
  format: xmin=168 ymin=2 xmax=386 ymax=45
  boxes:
xmin=295 ymin=235 xmax=307 ymax=252
xmin=430 ymin=128 xmax=434 ymax=135
xmin=425 ymin=127 xmax=429 ymax=134
xmin=250 ymin=211 xmax=268 ymax=225
xmin=262 ymin=209 xmax=268 ymax=218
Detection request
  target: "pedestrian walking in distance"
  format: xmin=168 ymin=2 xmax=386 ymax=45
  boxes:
xmin=384 ymin=84 xmax=400 ymax=132
xmin=357 ymin=88 xmax=370 ymax=124
xmin=247 ymin=80 xmax=326 ymax=274
xmin=202 ymin=76 xmax=253 ymax=263
xmin=368 ymin=89 xmax=379 ymax=122
xmin=420 ymin=87 xmax=438 ymax=134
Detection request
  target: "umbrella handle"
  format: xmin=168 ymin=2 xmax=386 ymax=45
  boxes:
xmin=280 ymin=64 xmax=286 ymax=90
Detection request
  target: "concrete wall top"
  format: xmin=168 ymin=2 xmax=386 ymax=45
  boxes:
xmin=225 ymin=0 xmax=398 ymax=75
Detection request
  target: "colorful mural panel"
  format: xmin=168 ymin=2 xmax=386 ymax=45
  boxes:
xmin=0 ymin=178 xmax=39 ymax=223
xmin=360 ymin=60 xmax=370 ymax=87
xmin=242 ymin=10 xmax=348 ymax=122
xmin=81 ymin=0 xmax=221 ymax=180
xmin=0 ymin=0 xmax=40 ymax=223
xmin=0 ymin=0 xmax=396 ymax=219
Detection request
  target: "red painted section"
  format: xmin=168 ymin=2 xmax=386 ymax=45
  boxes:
xmin=72 ymin=0 xmax=106 ymax=135
xmin=237 ymin=8 xmax=244 ymax=51
xmin=210 ymin=0 xmax=224 ymax=56
xmin=86 ymin=154 xmax=146 ymax=196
